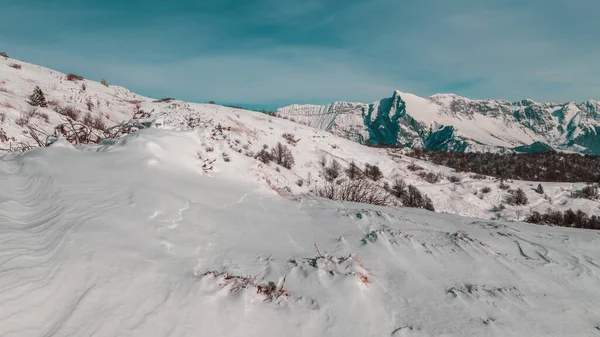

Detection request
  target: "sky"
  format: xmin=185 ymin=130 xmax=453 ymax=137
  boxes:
xmin=1 ymin=0 xmax=599 ymax=109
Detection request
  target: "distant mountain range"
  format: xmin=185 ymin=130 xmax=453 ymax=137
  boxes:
xmin=276 ymin=90 xmax=600 ymax=154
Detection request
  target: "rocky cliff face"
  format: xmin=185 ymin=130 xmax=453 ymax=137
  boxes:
xmin=276 ymin=91 xmax=600 ymax=154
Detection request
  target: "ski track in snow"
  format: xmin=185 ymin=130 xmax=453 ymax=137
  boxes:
xmin=0 ymin=131 xmax=599 ymax=336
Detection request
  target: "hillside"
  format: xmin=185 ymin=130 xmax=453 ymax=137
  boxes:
xmin=276 ymin=90 xmax=600 ymax=154
xmin=2 ymin=55 xmax=600 ymax=336
xmin=1 ymin=55 xmax=599 ymax=222
xmin=1 ymin=128 xmax=600 ymax=336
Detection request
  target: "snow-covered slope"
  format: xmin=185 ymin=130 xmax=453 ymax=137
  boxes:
xmin=1 ymin=55 xmax=598 ymax=222
xmin=277 ymin=90 xmax=600 ymax=154
xmin=1 ymin=130 xmax=600 ymax=336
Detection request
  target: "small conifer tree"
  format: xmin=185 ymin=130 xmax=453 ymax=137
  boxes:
xmin=29 ymin=86 xmax=47 ymax=107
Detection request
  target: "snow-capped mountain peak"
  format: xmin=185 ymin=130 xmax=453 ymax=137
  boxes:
xmin=278 ymin=91 xmax=600 ymax=154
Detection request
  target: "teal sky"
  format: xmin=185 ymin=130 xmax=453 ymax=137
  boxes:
xmin=1 ymin=0 xmax=599 ymax=109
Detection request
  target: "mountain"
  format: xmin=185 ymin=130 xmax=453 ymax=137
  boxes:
xmin=1 ymin=55 xmax=598 ymax=221
xmin=276 ymin=90 xmax=600 ymax=154
xmin=2 ymin=55 xmax=600 ymax=336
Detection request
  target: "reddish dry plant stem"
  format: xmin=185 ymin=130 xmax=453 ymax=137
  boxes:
xmin=314 ymin=243 xmax=322 ymax=258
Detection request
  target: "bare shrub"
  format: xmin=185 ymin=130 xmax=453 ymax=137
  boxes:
xmin=389 ymin=179 xmax=435 ymax=211
xmin=447 ymin=175 xmax=461 ymax=183
xmin=498 ymin=181 xmax=510 ymax=190
xmin=490 ymin=203 xmax=506 ymax=212
xmin=345 ymin=161 xmax=363 ymax=180
xmin=323 ymin=159 xmax=342 ymax=182
xmin=526 ymin=208 xmax=599 ymax=230
xmin=575 ymin=184 xmax=599 ymax=200
xmin=255 ymin=146 xmax=273 ymax=164
xmin=56 ymin=105 xmax=81 ymax=121
xmin=38 ymin=112 xmax=50 ymax=123
xmin=271 ymin=142 xmax=295 ymax=169
xmin=0 ymin=52 xmax=7 ymax=58
xmin=0 ymin=112 xmax=5 ymax=123
xmin=16 ymin=107 xmax=38 ymax=126
xmin=481 ymin=186 xmax=492 ymax=194
xmin=66 ymin=73 xmax=84 ymax=81
xmin=364 ymin=163 xmax=383 ymax=181
xmin=319 ymin=155 xmax=327 ymax=168
xmin=101 ymin=78 xmax=109 ymax=87
xmin=281 ymin=133 xmax=298 ymax=146
xmin=154 ymin=97 xmax=175 ymax=103
xmin=296 ymin=179 xmax=304 ymax=187
xmin=506 ymin=188 xmax=528 ymax=205
xmin=86 ymin=98 xmax=93 ymax=111
xmin=417 ymin=171 xmax=442 ymax=184
xmin=91 ymin=116 xmax=107 ymax=131
xmin=317 ymin=179 xmax=392 ymax=206
xmin=407 ymin=163 xmax=423 ymax=171
xmin=82 ymin=112 xmax=94 ymax=126
xmin=9 ymin=63 xmax=21 ymax=69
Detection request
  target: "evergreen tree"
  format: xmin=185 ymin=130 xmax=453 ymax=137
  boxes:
xmin=534 ymin=184 xmax=544 ymax=194
xmin=29 ymin=86 xmax=47 ymax=107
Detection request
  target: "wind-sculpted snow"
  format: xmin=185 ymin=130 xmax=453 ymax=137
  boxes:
xmin=0 ymin=130 xmax=599 ymax=336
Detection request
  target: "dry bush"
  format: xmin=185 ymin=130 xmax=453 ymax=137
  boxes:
xmin=470 ymin=173 xmax=487 ymax=180
xmin=575 ymin=184 xmax=599 ymax=200
xmin=16 ymin=107 xmax=38 ymax=126
xmin=0 ymin=52 xmax=8 ymax=58
xmin=296 ymin=179 xmax=304 ymax=187
xmin=498 ymin=181 xmax=510 ymax=190
xmin=317 ymin=179 xmax=392 ymax=207
xmin=417 ymin=171 xmax=442 ymax=184
xmin=66 ymin=73 xmax=84 ymax=81
xmin=101 ymin=78 xmax=109 ymax=87
xmin=345 ymin=161 xmax=363 ymax=180
xmin=323 ymin=159 xmax=342 ymax=182
xmin=56 ymin=105 xmax=81 ymax=121
xmin=281 ymin=133 xmax=298 ymax=146
xmin=92 ymin=116 xmax=106 ymax=131
xmin=364 ymin=163 xmax=383 ymax=181
xmin=319 ymin=155 xmax=327 ymax=168
xmin=255 ymin=146 xmax=273 ymax=164
xmin=271 ymin=142 xmax=294 ymax=169
xmin=153 ymin=97 xmax=175 ymax=103
xmin=389 ymin=179 xmax=435 ymax=211
xmin=9 ymin=63 xmax=21 ymax=69
xmin=447 ymin=175 xmax=461 ymax=183
xmin=481 ymin=186 xmax=492 ymax=194
xmin=527 ymin=208 xmax=599 ymax=230
xmin=506 ymin=188 xmax=528 ymax=205
xmin=38 ymin=112 xmax=50 ymax=123
xmin=407 ymin=163 xmax=423 ymax=171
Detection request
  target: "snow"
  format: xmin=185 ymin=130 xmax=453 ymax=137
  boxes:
xmin=1 ymin=55 xmax=598 ymax=222
xmin=1 ymin=129 xmax=600 ymax=336
xmin=1 ymin=54 xmax=600 ymax=336
xmin=277 ymin=89 xmax=600 ymax=154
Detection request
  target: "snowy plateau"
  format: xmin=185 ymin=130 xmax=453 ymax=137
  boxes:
xmin=1 ymin=55 xmax=600 ymax=337
xmin=277 ymin=90 xmax=600 ymax=155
